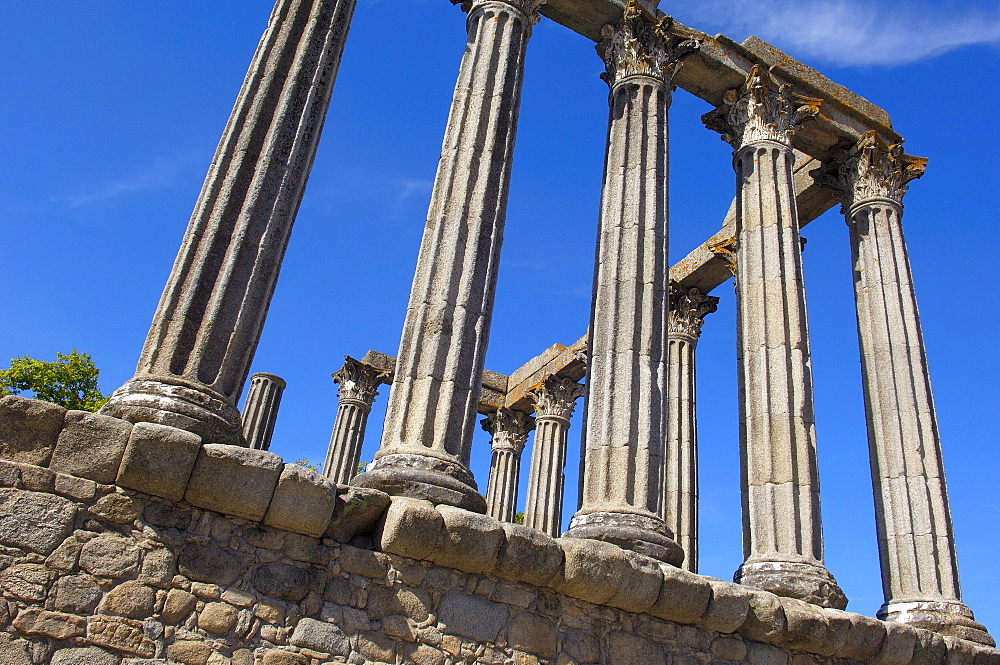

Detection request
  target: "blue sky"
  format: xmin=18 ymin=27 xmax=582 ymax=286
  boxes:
xmin=2 ymin=0 xmax=997 ymax=632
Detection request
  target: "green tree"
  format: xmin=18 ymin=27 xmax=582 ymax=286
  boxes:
xmin=294 ymin=459 xmax=321 ymax=474
xmin=0 ymin=349 xmax=108 ymax=411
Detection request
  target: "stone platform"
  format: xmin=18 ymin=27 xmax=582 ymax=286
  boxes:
xmin=0 ymin=395 xmax=996 ymax=665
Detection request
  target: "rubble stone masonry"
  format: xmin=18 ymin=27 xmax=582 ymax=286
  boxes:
xmin=0 ymin=395 xmax=995 ymax=665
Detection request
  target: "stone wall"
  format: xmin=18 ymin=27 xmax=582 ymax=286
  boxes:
xmin=0 ymin=396 xmax=996 ymax=665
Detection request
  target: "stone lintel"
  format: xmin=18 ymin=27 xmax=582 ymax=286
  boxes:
xmin=358 ymin=350 xmax=397 ymax=378
xmin=503 ymin=337 xmax=588 ymax=412
xmin=535 ymin=1 xmax=897 ymax=158
xmin=671 ymin=153 xmax=838 ymax=294
xmin=353 ymin=351 xmax=510 ymax=414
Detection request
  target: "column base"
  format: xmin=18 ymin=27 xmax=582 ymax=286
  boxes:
xmin=351 ymin=452 xmax=487 ymax=513
xmin=564 ymin=510 xmax=684 ymax=566
xmin=879 ymin=599 xmax=994 ymax=647
xmin=736 ymin=556 xmax=847 ymax=609
xmin=99 ymin=377 xmax=245 ymax=446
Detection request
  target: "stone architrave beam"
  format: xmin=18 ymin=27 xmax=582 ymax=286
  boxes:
xmin=351 ymin=350 xmax=510 ymax=416
xmin=670 ymin=152 xmax=838 ymax=294
xmin=529 ymin=1 xmax=899 ymax=161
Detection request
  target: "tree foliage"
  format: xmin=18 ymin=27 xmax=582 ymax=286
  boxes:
xmin=0 ymin=349 xmax=108 ymax=412
xmin=294 ymin=459 xmax=321 ymax=474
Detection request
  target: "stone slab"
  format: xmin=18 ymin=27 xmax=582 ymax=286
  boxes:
xmin=437 ymin=590 xmax=509 ymax=643
xmin=50 ymin=410 xmax=132 ymax=484
xmin=0 ymin=487 xmax=77 ymax=555
xmin=325 ymin=485 xmax=391 ymax=543
xmin=289 ymin=618 xmax=350 ymax=656
xmin=433 ymin=505 xmax=505 ymax=575
xmin=550 ymin=538 xmax=628 ymax=606
xmin=263 ymin=464 xmax=337 ymax=537
xmin=494 ymin=522 xmax=564 ymax=587
xmin=185 ymin=443 xmax=283 ymax=521
xmin=116 ymin=422 xmax=202 ymax=502
xmin=647 ymin=564 xmax=712 ymax=624
xmin=376 ymin=497 xmax=444 ymax=561
xmin=0 ymin=396 xmax=66 ymax=467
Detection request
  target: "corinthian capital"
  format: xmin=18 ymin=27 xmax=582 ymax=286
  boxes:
xmin=530 ymin=376 xmax=586 ymax=421
xmin=452 ymin=0 xmax=546 ymax=22
xmin=332 ymin=356 xmax=388 ymax=405
xmin=597 ymin=0 xmax=700 ymax=88
xmin=669 ymin=283 xmax=720 ymax=340
xmin=833 ymin=130 xmax=927 ymax=210
xmin=482 ymin=408 xmax=535 ymax=453
xmin=702 ymin=65 xmax=822 ymax=150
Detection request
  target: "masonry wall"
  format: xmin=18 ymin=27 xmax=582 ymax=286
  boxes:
xmin=0 ymin=395 xmax=996 ymax=665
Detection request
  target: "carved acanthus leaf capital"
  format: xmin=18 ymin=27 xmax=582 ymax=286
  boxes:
xmin=831 ymin=130 xmax=927 ymax=210
xmin=482 ymin=408 xmax=535 ymax=453
xmin=668 ymin=283 xmax=719 ymax=339
xmin=530 ymin=376 xmax=586 ymax=421
xmin=332 ymin=356 xmax=388 ymax=405
xmin=453 ymin=0 xmax=546 ymax=23
xmin=702 ymin=65 xmax=822 ymax=150
xmin=597 ymin=0 xmax=700 ymax=88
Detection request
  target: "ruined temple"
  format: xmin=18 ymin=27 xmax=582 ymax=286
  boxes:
xmin=0 ymin=1 xmax=996 ymax=664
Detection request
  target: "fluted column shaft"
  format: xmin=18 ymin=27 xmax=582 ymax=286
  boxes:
xmin=663 ymin=285 xmax=718 ymax=573
xmin=241 ymin=373 xmax=287 ymax=451
xmin=564 ymin=1 xmax=697 ymax=566
xmin=323 ymin=357 xmax=386 ymax=485
xmin=100 ymin=0 xmax=357 ymax=445
xmin=834 ymin=133 xmax=992 ymax=645
xmin=703 ymin=65 xmax=845 ymax=608
xmin=483 ymin=409 xmax=535 ymax=522
xmin=524 ymin=377 xmax=584 ymax=536
xmin=352 ymin=0 xmax=540 ymax=512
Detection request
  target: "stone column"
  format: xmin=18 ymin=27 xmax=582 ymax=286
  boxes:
xmin=241 ymin=373 xmax=287 ymax=451
xmin=483 ymin=409 xmax=535 ymax=522
xmin=563 ymin=2 xmax=697 ymax=566
xmin=702 ymin=65 xmax=846 ymax=608
xmin=352 ymin=0 xmax=543 ymax=512
xmin=832 ymin=132 xmax=992 ymax=645
xmin=100 ymin=0 xmax=357 ymax=445
xmin=322 ymin=357 xmax=388 ymax=485
xmin=523 ymin=376 xmax=585 ymax=537
xmin=663 ymin=284 xmax=718 ymax=573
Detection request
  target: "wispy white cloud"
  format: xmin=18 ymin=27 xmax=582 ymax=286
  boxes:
xmin=66 ymin=150 xmax=204 ymax=208
xmin=391 ymin=178 xmax=433 ymax=218
xmin=671 ymin=0 xmax=1000 ymax=67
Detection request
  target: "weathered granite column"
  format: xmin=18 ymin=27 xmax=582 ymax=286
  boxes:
xmin=563 ymin=2 xmax=697 ymax=565
xmin=322 ymin=357 xmax=388 ymax=484
xmin=241 ymin=373 xmax=286 ymax=451
xmin=833 ymin=132 xmax=993 ymax=645
xmin=100 ymin=0 xmax=357 ymax=445
xmin=523 ymin=376 xmax=585 ymax=536
xmin=352 ymin=0 xmax=542 ymax=512
xmin=703 ymin=65 xmax=846 ymax=608
xmin=483 ymin=409 xmax=535 ymax=522
xmin=663 ymin=284 xmax=718 ymax=573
